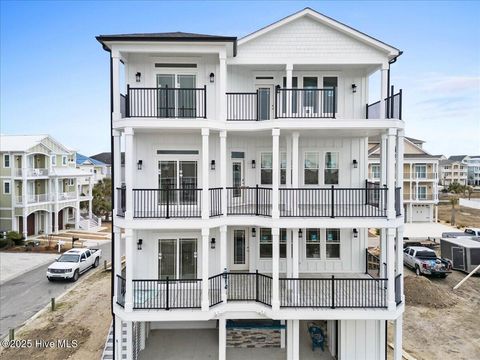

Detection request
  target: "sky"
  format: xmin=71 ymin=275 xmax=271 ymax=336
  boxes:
xmin=1 ymin=0 xmax=479 ymax=156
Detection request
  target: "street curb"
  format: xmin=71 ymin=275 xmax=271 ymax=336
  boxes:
xmin=0 ymin=264 xmax=110 ymax=346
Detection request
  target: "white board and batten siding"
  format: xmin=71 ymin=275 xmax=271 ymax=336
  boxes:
xmin=340 ymin=320 xmax=385 ymax=360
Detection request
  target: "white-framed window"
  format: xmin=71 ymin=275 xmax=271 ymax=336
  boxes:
xmin=260 ymin=152 xmax=272 ymax=185
xmin=304 ymin=152 xmax=319 ymax=185
xmin=3 ymin=154 xmax=10 ymax=168
xmin=3 ymin=180 xmax=11 ymax=194
xmin=415 ymin=164 xmax=427 ymax=179
xmin=62 ymin=156 xmax=67 ymax=165
xmin=280 ymin=152 xmax=287 ymax=185
xmin=305 ymin=228 xmax=321 ymax=258
xmin=259 ymin=228 xmax=287 ymax=259
xmin=67 ymin=179 xmax=74 ymax=186
xmin=371 ymin=164 xmax=380 ymax=179
xmin=324 ymin=152 xmax=339 ymax=185
xmin=326 ymin=228 xmax=340 ymax=259
xmin=51 ymin=155 xmax=56 ymax=166
xmin=417 ymin=186 xmax=427 ymax=200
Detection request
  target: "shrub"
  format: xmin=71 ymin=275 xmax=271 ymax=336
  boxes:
xmin=7 ymin=231 xmax=24 ymax=246
xmin=0 ymin=239 xmax=14 ymax=249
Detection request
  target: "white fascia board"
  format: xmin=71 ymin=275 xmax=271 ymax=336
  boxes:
xmin=110 ymin=42 xmax=230 ymax=57
xmin=238 ymin=8 xmax=400 ymax=57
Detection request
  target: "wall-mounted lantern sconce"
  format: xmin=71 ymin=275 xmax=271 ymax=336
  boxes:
xmin=211 ymin=160 xmax=216 ymax=170
xmin=353 ymin=228 xmax=358 ymax=238
xmin=210 ymin=238 xmax=216 ymax=249
xmin=298 ymin=229 xmax=303 ymax=239
xmin=352 ymin=159 xmax=358 ymax=169
xmin=252 ymin=228 xmax=256 ymax=237
xmin=137 ymin=160 xmax=143 ymax=170
xmin=251 ymin=160 xmax=256 ymax=169
xmin=136 ymin=72 xmax=142 ymax=83
xmin=209 ymin=73 xmax=215 ymax=83
xmin=137 ymin=239 xmax=143 ymax=250
xmin=351 ymin=84 xmax=357 ymax=93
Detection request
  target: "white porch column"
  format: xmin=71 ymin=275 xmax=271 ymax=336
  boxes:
xmin=387 ymin=128 xmax=396 ymax=219
xmin=286 ymin=134 xmax=292 ymax=187
xmin=124 ymin=127 xmax=134 ymax=221
xmin=396 ymin=129 xmax=405 ymax=218
xmin=201 ymin=227 xmax=210 ymax=311
xmin=54 ymin=178 xmax=59 ymax=234
xmin=46 ymin=211 xmax=52 ymax=235
xmin=202 ymin=128 xmax=209 ymax=220
xmin=380 ymin=66 xmax=389 ymax=119
xmin=112 ymin=54 xmax=122 ymax=121
xmin=114 ymin=316 xmax=123 ymax=360
xmin=22 ymin=209 xmax=28 ymax=238
xmin=272 ymin=227 xmax=280 ymax=311
xmin=292 ymin=319 xmax=299 ymax=359
xmin=75 ymin=201 xmax=80 ymax=230
xmin=220 ymin=131 xmax=227 ymax=216
xmin=286 ymin=230 xmax=292 ymax=277
xmin=286 ymin=320 xmax=293 ymax=359
xmin=220 ymin=225 xmax=228 ymax=303
xmin=380 ymin=133 xmax=387 ymax=186
xmin=219 ymin=54 xmax=227 ymax=121
xmin=291 ymin=132 xmax=299 ymax=187
xmin=387 ymin=228 xmax=396 ymax=310
xmin=218 ymin=318 xmax=226 ymax=360
xmin=272 ymin=129 xmax=280 ymax=219
xmin=124 ymin=228 xmax=134 ymax=312
xmin=394 ymin=316 xmax=403 ymax=360
xmin=292 ymin=229 xmax=299 ymax=278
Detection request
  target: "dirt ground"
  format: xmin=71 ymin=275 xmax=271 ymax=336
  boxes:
xmin=0 ymin=270 xmax=111 ymax=360
xmin=437 ymin=193 xmax=480 ymax=228
xmin=388 ymin=268 xmax=480 ymax=360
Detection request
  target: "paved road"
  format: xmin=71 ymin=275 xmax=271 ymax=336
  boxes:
xmin=0 ymin=242 xmax=111 ymax=339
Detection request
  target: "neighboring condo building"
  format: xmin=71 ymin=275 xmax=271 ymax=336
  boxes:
xmin=439 ymin=155 xmax=469 ymax=186
xmin=467 ymin=155 xmax=480 ymax=186
xmin=0 ymin=134 xmax=98 ymax=236
xmin=76 ymin=153 xmax=109 ymax=194
xmin=98 ymin=8 xmax=405 ymax=360
xmin=369 ymin=137 xmax=440 ymax=223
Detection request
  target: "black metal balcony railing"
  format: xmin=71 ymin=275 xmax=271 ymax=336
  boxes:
xmin=209 ymin=187 xmax=222 ymax=217
xmin=117 ymin=185 xmax=401 ymax=219
xmin=226 ymin=271 xmax=272 ymax=306
xmin=132 ymin=278 xmax=202 ymax=310
xmin=226 ymin=92 xmax=258 ymax=121
xmin=279 ymin=276 xmax=388 ymax=308
xmin=125 ymin=85 xmax=206 ymax=118
xmin=365 ymin=249 xmax=386 ymax=279
xmin=226 ymin=186 xmax=272 ymax=216
xmin=116 ymin=187 xmax=126 ymax=217
xmin=279 ymin=182 xmax=387 ymax=218
xmin=366 ymin=86 xmax=402 ymax=119
xmin=209 ymin=273 xmax=223 ymax=307
xmin=116 ymin=275 xmax=126 ymax=308
xmin=275 ymin=88 xmax=336 ymax=119
xmin=132 ymin=188 xmax=202 ymax=218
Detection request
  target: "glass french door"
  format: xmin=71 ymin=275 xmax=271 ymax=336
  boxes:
xmin=158 ymin=160 xmax=198 ymax=204
xmin=231 ymin=229 xmax=248 ymax=270
xmin=157 ymin=74 xmax=196 ymax=118
xmin=158 ymin=238 xmax=197 ymax=279
xmin=303 ymin=77 xmax=318 ymax=114
xmin=232 ymin=160 xmax=243 ymax=198
xmin=256 ymin=85 xmax=274 ymax=120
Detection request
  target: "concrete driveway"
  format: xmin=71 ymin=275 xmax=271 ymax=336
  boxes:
xmin=404 ymin=222 xmax=459 ymax=240
xmin=0 ymin=252 xmax=57 ymax=284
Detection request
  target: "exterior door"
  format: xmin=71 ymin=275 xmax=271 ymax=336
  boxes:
xmin=179 ymin=239 xmax=197 ymax=279
xmin=256 ymin=85 xmax=274 ymax=120
xmin=177 ymin=75 xmax=196 ymax=118
xmin=158 ymin=239 xmax=177 ymax=279
xmin=452 ymin=247 xmax=465 ymax=271
xmin=232 ymin=160 xmax=244 ymax=198
xmin=156 ymin=74 xmax=175 ymax=117
xmin=231 ymin=229 xmax=248 ymax=271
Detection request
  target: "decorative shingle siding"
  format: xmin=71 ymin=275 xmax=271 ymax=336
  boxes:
xmin=237 ymin=17 xmax=387 ymax=63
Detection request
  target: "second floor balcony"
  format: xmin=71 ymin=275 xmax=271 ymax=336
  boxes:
xmin=14 ymin=168 xmax=49 ymax=177
xmin=116 ymin=182 xmax=401 ymax=220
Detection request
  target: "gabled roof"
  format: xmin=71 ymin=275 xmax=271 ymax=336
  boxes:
xmin=368 ymin=136 xmax=441 ymax=159
xmin=239 ymin=7 xmax=401 ymax=58
xmin=76 ymin=153 xmax=107 ymax=166
xmin=405 ymin=136 xmax=425 ymax=145
xmin=90 ymin=152 xmax=124 ymax=166
xmin=0 ymin=134 xmax=70 ymax=154
xmin=448 ymin=155 xmax=469 ymax=161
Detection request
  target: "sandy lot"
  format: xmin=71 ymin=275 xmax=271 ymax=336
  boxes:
xmin=389 ymin=268 xmax=480 ymax=359
xmin=0 ymin=252 xmax=58 ymax=284
xmin=0 ymin=270 xmax=111 ymax=360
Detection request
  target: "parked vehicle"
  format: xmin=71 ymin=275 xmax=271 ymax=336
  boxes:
xmin=403 ymin=246 xmax=452 ymax=277
xmin=46 ymin=248 xmax=102 ymax=281
xmin=442 ymin=227 xmax=480 ymax=238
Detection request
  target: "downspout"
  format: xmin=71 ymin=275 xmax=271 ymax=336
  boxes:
xmin=387 ymin=51 xmax=403 ymax=118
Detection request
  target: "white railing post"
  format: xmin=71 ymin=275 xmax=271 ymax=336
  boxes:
xmin=201 ymin=227 xmax=210 ymax=311
xmin=272 ymin=227 xmax=280 ymax=311
xmin=201 ymin=128 xmax=209 ymax=220
xmin=220 ymin=131 xmax=227 ymax=217
xmin=272 ymin=129 xmax=280 ymax=219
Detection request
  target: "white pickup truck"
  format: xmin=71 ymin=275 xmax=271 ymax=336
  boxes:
xmin=46 ymin=248 xmax=102 ymax=282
